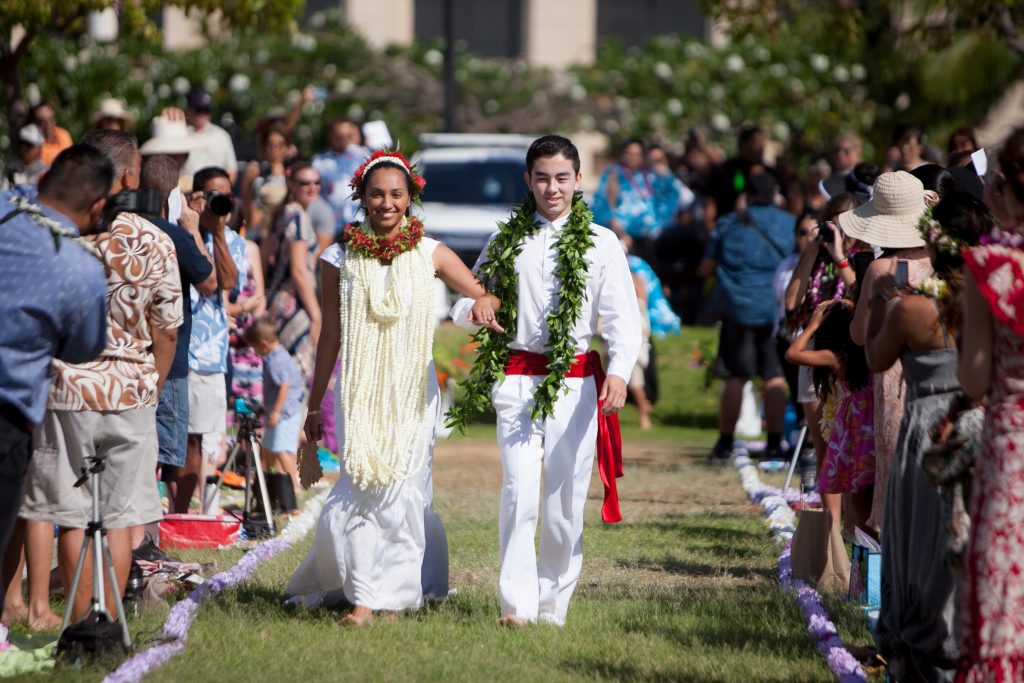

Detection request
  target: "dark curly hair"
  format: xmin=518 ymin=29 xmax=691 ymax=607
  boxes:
xmin=811 ymin=303 xmax=869 ymax=400
xmin=930 ymin=192 xmax=994 ymax=336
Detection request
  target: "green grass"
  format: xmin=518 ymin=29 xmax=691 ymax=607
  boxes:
xmin=9 ymin=326 xmax=883 ymax=682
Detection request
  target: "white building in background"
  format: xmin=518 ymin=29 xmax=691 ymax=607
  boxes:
xmin=161 ymin=0 xmax=712 ymax=69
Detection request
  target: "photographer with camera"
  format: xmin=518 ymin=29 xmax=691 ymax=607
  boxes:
xmin=0 ymin=145 xmax=111 ymax=627
xmin=174 ymin=167 xmax=246 ymax=514
xmin=16 ymin=130 xmax=183 ymax=624
xmin=131 ymin=155 xmax=216 ymax=555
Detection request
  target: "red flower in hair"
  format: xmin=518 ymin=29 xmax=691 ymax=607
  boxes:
xmin=349 ymin=149 xmax=426 ymax=200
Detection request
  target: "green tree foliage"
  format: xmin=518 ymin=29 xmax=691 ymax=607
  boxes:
xmin=698 ymin=0 xmax=1024 ymax=149
xmin=571 ymin=34 xmax=877 ymax=160
xmin=0 ymin=0 xmax=304 ymax=128
xmin=5 ymin=9 xmax=583 ymax=158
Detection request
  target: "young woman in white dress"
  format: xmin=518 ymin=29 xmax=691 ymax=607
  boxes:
xmin=286 ymin=152 xmax=501 ymax=625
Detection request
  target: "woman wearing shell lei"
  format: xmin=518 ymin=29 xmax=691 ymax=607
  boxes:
xmin=286 ymin=150 xmax=502 ymax=626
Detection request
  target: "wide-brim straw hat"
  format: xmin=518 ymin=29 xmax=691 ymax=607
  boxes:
xmin=140 ymin=115 xmax=201 ymax=155
xmin=90 ymin=97 xmax=135 ymax=128
xmin=836 ymin=170 xmax=926 ymax=249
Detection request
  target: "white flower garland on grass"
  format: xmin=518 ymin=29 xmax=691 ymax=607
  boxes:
xmin=733 ymin=454 xmax=868 ymax=682
xmin=338 ymin=238 xmax=435 ymax=490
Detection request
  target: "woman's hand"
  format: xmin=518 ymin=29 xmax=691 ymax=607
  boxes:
xmin=808 ymin=299 xmax=836 ymax=328
xmin=304 ymin=411 xmax=323 ymax=443
xmin=468 ymin=294 xmax=504 ymax=332
xmin=821 ymin=222 xmax=845 ymax=263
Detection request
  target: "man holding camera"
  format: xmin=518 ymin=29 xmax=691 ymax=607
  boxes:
xmin=18 ymin=130 xmax=183 ymax=622
xmin=698 ymin=172 xmax=795 ymax=463
xmin=0 ymin=145 xmax=111 ymax=620
xmin=133 ymin=155 xmax=217 ymax=553
xmin=173 ymin=166 xmax=244 ymax=514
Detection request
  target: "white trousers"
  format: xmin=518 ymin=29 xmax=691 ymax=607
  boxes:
xmin=493 ymin=374 xmax=599 ymax=625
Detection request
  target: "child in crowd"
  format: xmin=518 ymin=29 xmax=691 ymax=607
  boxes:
xmin=786 ymin=299 xmax=875 ymax=536
xmin=244 ymin=317 xmax=303 ymax=498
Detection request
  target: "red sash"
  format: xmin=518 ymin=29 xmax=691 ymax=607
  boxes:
xmin=504 ymin=350 xmax=623 ymax=524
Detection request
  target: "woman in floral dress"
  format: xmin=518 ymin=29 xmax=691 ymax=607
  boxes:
xmin=958 ymin=128 xmax=1024 ymax=682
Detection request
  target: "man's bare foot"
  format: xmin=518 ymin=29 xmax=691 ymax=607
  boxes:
xmin=339 ymin=605 xmax=373 ymax=627
xmin=1 ymin=603 xmax=27 ymax=625
xmin=497 ymin=615 xmax=528 ymax=628
xmin=27 ymin=609 xmax=62 ymax=631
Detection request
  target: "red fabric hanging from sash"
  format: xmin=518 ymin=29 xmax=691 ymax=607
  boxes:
xmin=504 ymin=349 xmax=623 ymax=524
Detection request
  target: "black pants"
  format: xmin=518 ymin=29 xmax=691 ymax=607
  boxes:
xmin=0 ymin=404 xmax=33 ymax=610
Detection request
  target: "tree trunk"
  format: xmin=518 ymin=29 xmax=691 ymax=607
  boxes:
xmin=1 ymin=53 xmax=26 ymax=136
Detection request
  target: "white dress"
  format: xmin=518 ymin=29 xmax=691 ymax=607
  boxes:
xmin=286 ymin=240 xmax=448 ymax=610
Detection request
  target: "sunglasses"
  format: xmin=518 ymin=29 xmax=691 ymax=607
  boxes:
xmin=295 ymin=179 xmax=321 ymax=187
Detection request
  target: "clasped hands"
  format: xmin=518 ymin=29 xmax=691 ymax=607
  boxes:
xmin=468 ymin=294 xmax=504 ymax=332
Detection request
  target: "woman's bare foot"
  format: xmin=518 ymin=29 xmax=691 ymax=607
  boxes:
xmin=1 ymin=603 xmax=27 ymax=625
xmin=27 ymin=608 xmax=62 ymax=631
xmin=339 ymin=605 xmax=373 ymax=627
xmin=497 ymin=615 xmax=528 ymax=628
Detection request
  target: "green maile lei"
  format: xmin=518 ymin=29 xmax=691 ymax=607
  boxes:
xmin=445 ymin=191 xmax=595 ymax=429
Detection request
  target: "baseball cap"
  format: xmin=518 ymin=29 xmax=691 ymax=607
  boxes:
xmin=18 ymin=124 xmax=45 ymax=147
xmin=187 ymin=89 xmax=213 ymax=112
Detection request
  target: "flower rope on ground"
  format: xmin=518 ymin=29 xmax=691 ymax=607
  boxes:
xmin=733 ymin=454 xmax=867 ymax=682
xmin=102 ymin=491 xmax=328 ymax=683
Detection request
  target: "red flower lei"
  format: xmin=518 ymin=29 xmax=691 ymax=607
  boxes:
xmin=343 ymin=216 xmax=426 ymax=262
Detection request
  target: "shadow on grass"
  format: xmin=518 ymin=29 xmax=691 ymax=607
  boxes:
xmin=657 ymin=412 xmax=719 ymax=430
xmin=614 ymin=555 xmax=774 ymax=581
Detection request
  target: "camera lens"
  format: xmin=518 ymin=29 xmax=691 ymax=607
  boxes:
xmin=206 ymin=191 xmax=233 ymax=217
xmin=817 ymin=222 xmax=834 ymax=242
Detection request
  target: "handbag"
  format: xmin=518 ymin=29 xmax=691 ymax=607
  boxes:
xmin=790 ymin=507 xmax=851 ymax=593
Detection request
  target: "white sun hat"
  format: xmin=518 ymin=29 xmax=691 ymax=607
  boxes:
xmin=139 ymin=115 xmax=200 ymax=156
xmin=836 ymin=171 xmax=927 ymax=249
xmin=90 ymin=97 xmax=135 ymax=129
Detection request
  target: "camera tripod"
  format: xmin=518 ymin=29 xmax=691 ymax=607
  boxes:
xmin=202 ymin=399 xmax=275 ymax=536
xmin=59 ymin=454 xmax=132 ymax=649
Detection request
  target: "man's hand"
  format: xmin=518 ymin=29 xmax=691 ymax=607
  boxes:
xmin=179 ymin=198 xmax=200 ymax=236
xmin=599 ymin=375 xmax=628 ymax=415
xmin=269 ymin=410 xmax=281 ymax=428
xmin=161 ymin=107 xmax=186 ymax=123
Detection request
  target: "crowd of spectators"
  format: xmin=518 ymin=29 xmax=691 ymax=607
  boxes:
xmin=2 ymin=87 xmax=1024 ymax=681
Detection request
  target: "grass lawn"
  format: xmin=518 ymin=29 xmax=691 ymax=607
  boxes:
xmin=10 ymin=326 xmax=879 ymax=682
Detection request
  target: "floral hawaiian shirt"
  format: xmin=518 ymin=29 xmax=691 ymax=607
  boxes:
xmin=49 ymin=212 xmax=183 ymax=411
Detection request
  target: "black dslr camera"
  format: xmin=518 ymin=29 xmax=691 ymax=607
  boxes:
xmin=101 ymin=188 xmax=164 ymax=229
xmin=817 ymin=221 xmax=836 ymax=243
xmin=203 ymin=190 xmax=233 ymax=217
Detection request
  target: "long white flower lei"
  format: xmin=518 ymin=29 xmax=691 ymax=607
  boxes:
xmin=338 ymin=236 xmax=435 ymax=490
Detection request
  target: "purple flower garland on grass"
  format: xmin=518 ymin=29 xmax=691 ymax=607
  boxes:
xmin=103 ymin=492 xmax=327 ymax=683
xmin=733 ymin=454 xmax=867 ymax=682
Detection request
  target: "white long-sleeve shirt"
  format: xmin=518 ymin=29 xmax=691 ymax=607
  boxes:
xmin=450 ymin=212 xmax=642 ymax=382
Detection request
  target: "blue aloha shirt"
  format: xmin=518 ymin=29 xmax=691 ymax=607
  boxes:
xmin=628 ymin=255 xmax=682 ymax=338
xmin=312 ymin=144 xmax=370 ymax=233
xmin=592 ymin=165 xmax=684 ymax=239
xmin=188 ymin=228 xmax=248 ymax=373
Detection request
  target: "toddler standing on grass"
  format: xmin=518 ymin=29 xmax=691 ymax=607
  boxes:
xmin=244 ymin=317 xmax=303 ymax=497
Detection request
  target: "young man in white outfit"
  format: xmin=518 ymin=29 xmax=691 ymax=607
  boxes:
xmin=451 ymin=135 xmax=641 ymax=627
